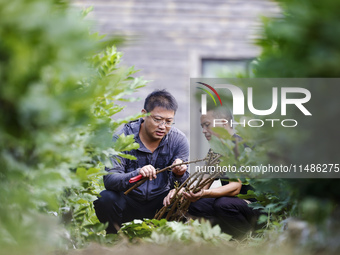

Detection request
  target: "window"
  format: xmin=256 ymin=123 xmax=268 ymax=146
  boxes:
xmin=201 ymin=58 xmax=253 ymax=77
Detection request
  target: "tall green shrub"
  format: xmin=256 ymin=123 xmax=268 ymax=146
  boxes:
xmin=0 ymin=0 xmax=146 ymax=254
xmin=253 ymin=0 xmax=340 ymax=223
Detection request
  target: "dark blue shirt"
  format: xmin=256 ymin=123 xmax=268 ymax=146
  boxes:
xmin=104 ymin=118 xmax=189 ymax=202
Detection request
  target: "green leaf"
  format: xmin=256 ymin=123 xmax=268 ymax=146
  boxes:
xmin=113 ymin=134 xmax=140 ymax=152
xmin=211 ymin=126 xmax=230 ymax=140
xmin=237 ymin=189 xmax=256 ymax=200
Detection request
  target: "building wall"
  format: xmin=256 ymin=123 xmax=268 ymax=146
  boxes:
xmin=73 ymin=0 xmax=279 ymax=138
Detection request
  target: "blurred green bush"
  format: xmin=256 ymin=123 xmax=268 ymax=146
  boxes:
xmin=0 ymin=0 xmax=147 ymax=254
xmin=213 ymin=0 xmax=340 ymax=234
xmin=226 ymin=0 xmax=340 ymax=239
xmin=253 ymin=0 xmax=340 ymax=213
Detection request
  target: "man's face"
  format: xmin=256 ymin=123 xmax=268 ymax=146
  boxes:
xmin=142 ymin=106 xmax=175 ymax=141
xmin=200 ymin=110 xmax=234 ymax=141
xmin=200 ymin=110 xmax=215 ymax=141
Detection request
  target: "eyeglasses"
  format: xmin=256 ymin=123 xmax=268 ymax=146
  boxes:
xmin=149 ymin=115 xmax=175 ymax=127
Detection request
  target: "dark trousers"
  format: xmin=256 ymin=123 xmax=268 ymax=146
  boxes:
xmin=93 ymin=190 xmax=168 ymax=234
xmin=188 ymin=197 xmax=260 ymax=238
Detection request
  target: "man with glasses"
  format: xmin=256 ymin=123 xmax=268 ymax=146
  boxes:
xmin=94 ymin=89 xmax=189 ymax=234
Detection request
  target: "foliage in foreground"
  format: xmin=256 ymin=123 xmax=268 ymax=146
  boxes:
xmin=212 ymin=0 xmax=340 ymax=226
xmin=119 ymin=219 xmax=232 ymax=244
xmin=0 ymin=0 xmax=147 ymax=254
xmin=206 ymin=1 xmax=340 ymax=252
xmin=253 ymin=0 xmax=340 ymax=221
xmin=59 ymin=43 xmax=147 ymax=249
xmin=233 ymin=0 xmax=340 ymax=252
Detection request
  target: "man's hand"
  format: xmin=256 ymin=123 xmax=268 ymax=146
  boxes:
xmin=139 ymin=165 xmax=157 ymax=181
xmin=182 ymin=190 xmax=205 ymax=202
xmin=163 ymin=188 xmax=184 ymax=206
xmin=171 ymin=158 xmax=187 ymax=177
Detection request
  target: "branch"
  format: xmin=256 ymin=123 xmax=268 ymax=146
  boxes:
xmin=124 ymin=158 xmax=207 ymax=195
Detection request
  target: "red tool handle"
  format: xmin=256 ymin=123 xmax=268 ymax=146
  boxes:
xmin=129 ymin=174 xmax=143 ymax=183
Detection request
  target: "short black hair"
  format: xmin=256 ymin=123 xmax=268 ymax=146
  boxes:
xmin=144 ymin=89 xmax=178 ymax=113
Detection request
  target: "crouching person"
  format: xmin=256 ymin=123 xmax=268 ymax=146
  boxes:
xmin=184 ymin=106 xmax=260 ymax=239
xmin=94 ymin=89 xmax=189 ymax=234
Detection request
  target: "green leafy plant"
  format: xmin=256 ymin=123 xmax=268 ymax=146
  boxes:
xmin=0 ymin=0 xmax=147 ymax=253
xmin=59 ymin=43 xmax=147 ymax=247
xmin=119 ymin=219 xmax=232 ymax=244
xmin=253 ymin=0 xmax=340 ymax=224
xmin=212 ymin=1 xmax=340 ymax=236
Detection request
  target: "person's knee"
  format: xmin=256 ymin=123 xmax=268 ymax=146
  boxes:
xmin=213 ymin=198 xmax=238 ymax=215
xmin=93 ymin=190 xmax=125 ymax=234
xmin=188 ymin=201 xmax=202 ymax=215
xmin=94 ymin=190 xmax=124 ymax=211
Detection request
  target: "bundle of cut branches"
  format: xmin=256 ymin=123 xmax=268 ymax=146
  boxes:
xmin=154 ymin=149 xmax=222 ymax=221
